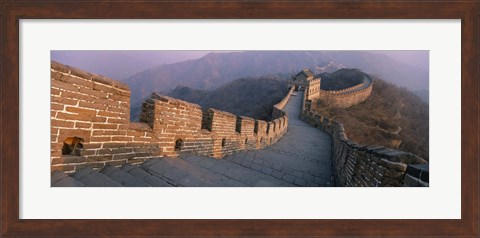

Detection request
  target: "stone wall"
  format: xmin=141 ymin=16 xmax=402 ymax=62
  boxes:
xmin=317 ymin=76 xmax=373 ymax=108
xmin=300 ymin=84 xmax=429 ymax=187
xmin=51 ymin=61 xmax=292 ymax=173
xmin=306 ymin=78 xmax=321 ymax=100
xmin=272 ymin=86 xmax=295 ymax=118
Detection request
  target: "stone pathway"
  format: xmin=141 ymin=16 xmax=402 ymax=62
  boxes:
xmin=52 ymin=92 xmax=333 ymax=187
xmin=223 ymin=91 xmax=333 ymax=186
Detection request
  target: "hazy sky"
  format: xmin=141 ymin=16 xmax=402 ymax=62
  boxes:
xmin=370 ymin=51 xmax=429 ymax=71
xmin=51 ymin=50 xmax=428 ymax=80
xmin=51 ymin=50 xmax=211 ymax=79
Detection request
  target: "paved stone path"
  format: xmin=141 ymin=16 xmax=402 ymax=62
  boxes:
xmin=52 ymin=92 xmax=333 ymax=187
xmin=222 ymin=91 xmax=333 ymax=186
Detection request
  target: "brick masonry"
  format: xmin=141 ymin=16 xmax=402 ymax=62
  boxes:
xmin=299 ymin=83 xmax=429 ymax=187
xmin=289 ymin=68 xmax=373 ymax=108
xmin=315 ymin=76 xmax=373 ymax=108
xmin=51 ymin=61 xmax=292 ymax=173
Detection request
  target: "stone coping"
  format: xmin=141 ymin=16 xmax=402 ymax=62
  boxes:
xmin=51 ymin=61 xmax=130 ymax=91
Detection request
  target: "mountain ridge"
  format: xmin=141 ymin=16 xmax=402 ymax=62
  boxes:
xmin=123 ymin=51 xmax=428 ymax=109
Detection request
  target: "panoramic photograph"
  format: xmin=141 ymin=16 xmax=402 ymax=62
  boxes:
xmin=50 ymin=50 xmax=429 ymax=187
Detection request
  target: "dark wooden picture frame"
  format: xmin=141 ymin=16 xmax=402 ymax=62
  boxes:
xmin=1 ymin=1 xmax=478 ymax=237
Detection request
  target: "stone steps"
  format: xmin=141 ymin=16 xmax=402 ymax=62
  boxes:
xmin=51 ymin=170 xmax=85 ymax=187
xmin=121 ymin=164 xmax=173 ymax=187
xmin=51 ymin=153 xmax=296 ymax=187
xmin=71 ymin=167 xmax=123 ymax=187
xmin=99 ymin=165 xmax=151 ymax=187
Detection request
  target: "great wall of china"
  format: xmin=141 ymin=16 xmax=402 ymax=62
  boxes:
xmin=299 ymin=72 xmax=429 ymax=186
xmin=51 ymin=62 xmax=429 ymax=186
xmin=289 ymin=69 xmax=373 ymax=108
xmin=51 ymin=61 xmax=291 ymax=172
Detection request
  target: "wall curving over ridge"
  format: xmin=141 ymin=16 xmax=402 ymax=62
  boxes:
xmin=50 ymin=61 xmax=292 ymax=173
xmin=316 ymin=75 xmax=373 ymax=108
xmin=300 ymin=82 xmax=429 ymax=187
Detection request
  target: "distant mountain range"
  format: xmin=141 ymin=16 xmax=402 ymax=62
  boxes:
xmin=315 ymin=61 xmax=345 ymax=74
xmin=124 ymin=51 xmax=428 ymax=111
xmin=131 ymin=75 xmax=289 ymax=121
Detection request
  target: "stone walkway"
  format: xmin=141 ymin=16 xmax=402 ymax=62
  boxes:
xmin=222 ymin=91 xmax=333 ymax=186
xmin=52 ymin=91 xmax=333 ymax=187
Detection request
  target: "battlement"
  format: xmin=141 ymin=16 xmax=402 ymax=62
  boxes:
xmin=317 ymin=75 xmax=373 ymax=108
xmin=289 ymin=68 xmax=373 ymax=108
xmin=300 ymin=84 xmax=429 ymax=187
xmin=50 ymin=61 xmax=292 ymax=173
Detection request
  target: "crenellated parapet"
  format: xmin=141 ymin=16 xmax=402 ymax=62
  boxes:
xmin=50 ymin=61 xmax=293 ymax=173
xmin=317 ymin=75 xmax=373 ymax=108
xmin=300 ymin=83 xmax=429 ymax=187
xmin=290 ymin=68 xmax=373 ymax=108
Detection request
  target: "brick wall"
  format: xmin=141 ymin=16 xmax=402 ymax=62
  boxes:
xmin=300 ymin=84 xmax=429 ymax=187
xmin=317 ymin=76 xmax=373 ymax=108
xmin=306 ymin=78 xmax=321 ymax=99
xmin=51 ymin=61 xmax=292 ymax=173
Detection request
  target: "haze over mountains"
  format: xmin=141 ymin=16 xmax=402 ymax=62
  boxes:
xmin=51 ymin=50 xmax=211 ymax=80
xmin=51 ymin=50 xmax=429 ymax=120
xmin=168 ymin=76 xmax=289 ymax=120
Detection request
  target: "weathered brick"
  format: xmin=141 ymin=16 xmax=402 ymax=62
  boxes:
xmin=111 ymin=148 xmax=133 ymax=154
xmin=52 ymin=156 xmax=86 ymax=165
xmin=111 ymin=136 xmax=133 ymax=142
xmin=75 ymin=122 xmax=92 ymax=129
xmin=103 ymin=142 xmax=127 ymax=148
xmin=51 ymin=88 xmax=61 ymax=96
xmin=113 ymin=153 xmax=135 ymax=160
xmin=93 ymin=123 xmax=118 ymax=130
xmin=56 ymin=112 xmax=92 ymax=122
xmin=75 ymin=162 xmax=105 ymax=170
xmin=86 ymin=155 xmax=112 ymax=162
xmin=64 ymin=75 xmax=94 ymax=88
xmin=90 ymin=136 xmax=111 ymax=142
xmin=106 ymin=160 xmax=127 ymax=167
xmin=94 ymin=98 xmax=119 ymax=107
xmin=128 ymin=158 xmax=146 ymax=164
xmin=91 ymin=117 xmax=107 ymax=123
xmin=78 ymin=101 xmax=107 ymax=110
xmin=96 ymin=148 xmax=112 ymax=155
xmin=61 ymin=91 xmax=95 ymax=102
xmin=51 ymin=96 xmax=78 ymax=106
xmin=127 ymin=131 xmax=145 ymax=137
xmin=107 ymin=118 xmax=128 ymax=124
xmin=66 ymin=106 xmax=96 ymax=116
xmin=133 ymin=147 xmax=153 ymax=153
xmin=93 ymin=83 xmax=116 ymax=94
xmin=51 ymin=164 xmax=75 ymax=172
xmin=97 ymin=110 xmax=122 ymax=118
xmin=51 ymin=103 xmax=64 ymax=111
xmin=51 ymin=79 xmax=79 ymax=92
xmin=133 ymin=152 xmax=151 ymax=158
xmin=93 ymin=130 xmax=126 ymax=136
xmin=51 ymin=119 xmax=75 ymax=128
xmin=83 ymin=143 xmax=102 ymax=149
xmin=82 ymin=149 xmax=97 ymax=156
xmin=79 ymin=87 xmax=108 ymax=99
xmin=132 ymin=136 xmax=152 ymax=142
xmin=106 ymin=106 xmax=129 ymax=114
xmin=108 ymin=94 xmax=130 ymax=102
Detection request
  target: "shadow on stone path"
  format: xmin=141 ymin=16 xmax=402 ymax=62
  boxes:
xmin=222 ymin=91 xmax=333 ymax=186
xmin=52 ymin=92 xmax=333 ymax=187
